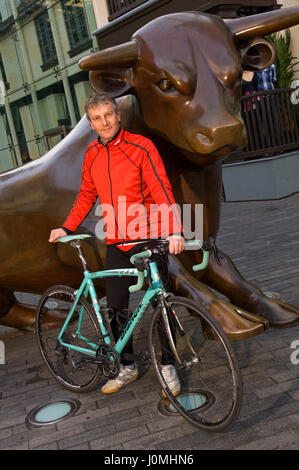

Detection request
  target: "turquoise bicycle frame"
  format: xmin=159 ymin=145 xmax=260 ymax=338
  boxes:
xmin=56 ymin=237 xmax=209 ymax=361
xmin=57 ymin=262 xmax=164 ymax=360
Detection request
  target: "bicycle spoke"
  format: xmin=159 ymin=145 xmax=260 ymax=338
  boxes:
xmin=36 ymin=286 xmax=103 ymax=392
xmin=149 ymin=296 xmax=242 ymax=431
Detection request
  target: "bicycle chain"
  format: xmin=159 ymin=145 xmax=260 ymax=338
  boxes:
xmin=96 ymin=342 xmax=120 ymax=378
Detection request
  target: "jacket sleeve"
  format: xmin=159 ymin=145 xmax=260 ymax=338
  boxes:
xmin=141 ymin=139 xmax=183 ymax=237
xmin=62 ymin=155 xmax=98 ymax=232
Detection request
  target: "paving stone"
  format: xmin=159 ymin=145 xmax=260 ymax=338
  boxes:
xmin=84 ymin=407 xmax=140 ymax=432
xmin=236 ymin=430 xmax=299 ymax=450
xmin=0 ymin=428 xmax=12 ymax=440
xmin=254 ymin=379 xmax=299 ymax=399
xmin=57 ymin=423 xmax=116 ymax=450
xmin=67 ymin=442 xmax=90 ymax=450
xmin=33 ymin=441 xmax=58 ymax=450
xmin=29 ymin=424 xmax=86 ymax=450
xmin=90 ymin=425 xmax=149 ymax=450
xmin=0 ymin=431 xmax=30 ymax=450
xmin=123 ymin=424 xmax=190 ymax=450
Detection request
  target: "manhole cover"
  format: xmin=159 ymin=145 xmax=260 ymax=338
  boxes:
xmin=25 ymin=398 xmax=81 ymax=429
xmin=158 ymin=389 xmax=214 ymax=416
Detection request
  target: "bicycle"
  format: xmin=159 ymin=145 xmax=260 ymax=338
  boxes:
xmin=36 ymin=235 xmax=243 ymax=431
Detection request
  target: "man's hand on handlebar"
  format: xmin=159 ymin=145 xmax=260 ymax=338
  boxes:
xmin=166 ymin=235 xmax=185 ymax=255
xmin=49 ymin=228 xmax=67 ymax=243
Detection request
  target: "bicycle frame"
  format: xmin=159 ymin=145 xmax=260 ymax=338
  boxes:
xmin=57 ymin=260 xmax=164 ymax=359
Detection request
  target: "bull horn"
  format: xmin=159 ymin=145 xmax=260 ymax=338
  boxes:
xmin=226 ymin=6 xmax=299 ymax=40
xmin=79 ymin=40 xmax=138 ymax=70
xmin=240 ymin=37 xmax=276 ymax=71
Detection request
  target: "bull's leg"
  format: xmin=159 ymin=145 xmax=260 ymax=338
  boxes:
xmin=0 ymin=289 xmax=36 ymax=330
xmin=202 ymin=249 xmax=299 ymax=328
xmin=0 ymin=288 xmax=15 ymax=319
xmin=167 ymin=256 xmax=268 ymax=340
xmin=0 ymin=289 xmax=68 ymax=331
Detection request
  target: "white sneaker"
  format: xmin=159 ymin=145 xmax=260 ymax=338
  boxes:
xmin=101 ymin=364 xmax=139 ymax=394
xmin=161 ymin=364 xmax=181 ymax=397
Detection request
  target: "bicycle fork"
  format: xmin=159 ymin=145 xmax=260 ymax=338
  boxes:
xmin=160 ymin=297 xmax=200 ymax=369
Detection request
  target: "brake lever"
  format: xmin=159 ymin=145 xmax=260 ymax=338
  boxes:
xmin=143 ymin=259 xmax=153 ymax=288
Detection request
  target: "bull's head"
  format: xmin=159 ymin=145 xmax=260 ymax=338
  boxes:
xmin=79 ymin=7 xmax=299 ymax=163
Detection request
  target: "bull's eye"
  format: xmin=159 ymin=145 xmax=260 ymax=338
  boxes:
xmin=158 ymin=79 xmax=174 ymax=92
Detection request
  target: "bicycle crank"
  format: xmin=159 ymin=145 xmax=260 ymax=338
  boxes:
xmin=96 ymin=343 xmax=120 ymax=378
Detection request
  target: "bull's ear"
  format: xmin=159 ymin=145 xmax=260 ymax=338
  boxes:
xmin=79 ymin=40 xmax=138 ymax=97
xmin=240 ymin=37 xmax=276 ymax=71
xmin=89 ymin=68 xmax=134 ymax=97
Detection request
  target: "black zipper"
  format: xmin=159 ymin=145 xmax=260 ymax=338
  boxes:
xmin=106 ymin=145 xmax=125 ymax=241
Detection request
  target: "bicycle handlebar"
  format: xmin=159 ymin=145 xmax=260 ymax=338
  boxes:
xmin=57 ymin=235 xmax=209 ymax=293
xmin=129 ymin=240 xmax=210 ymax=293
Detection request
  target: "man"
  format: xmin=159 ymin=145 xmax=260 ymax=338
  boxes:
xmin=49 ymin=92 xmax=185 ymax=394
xmin=21 ymin=151 xmax=32 ymax=164
xmin=256 ymin=64 xmax=277 ymax=91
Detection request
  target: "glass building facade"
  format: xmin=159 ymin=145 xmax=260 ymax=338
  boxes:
xmin=0 ymin=0 xmax=97 ymax=173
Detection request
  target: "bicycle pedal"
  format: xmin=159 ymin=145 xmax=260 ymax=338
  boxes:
xmin=139 ymin=350 xmax=151 ymax=364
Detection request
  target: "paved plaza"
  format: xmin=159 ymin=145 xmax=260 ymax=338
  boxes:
xmin=1 ymin=192 xmax=299 ymax=450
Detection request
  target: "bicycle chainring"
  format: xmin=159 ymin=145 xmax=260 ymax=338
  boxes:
xmin=96 ymin=343 xmax=120 ymax=379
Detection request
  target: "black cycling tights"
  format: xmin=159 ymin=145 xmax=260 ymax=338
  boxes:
xmin=105 ymin=242 xmax=172 ymax=366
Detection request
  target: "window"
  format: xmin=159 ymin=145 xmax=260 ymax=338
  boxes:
xmin=0 ymin=53 xmax=9 ymax=90
xmin=61 ymin=0 xmax=92 ymax=57
xmin=35 ymin=11 xmax=58 ymax=71
xmin=107 ymin=0 xmax=148 ymax=21
xmin=0 ymin=0 xmax=13 ymax=21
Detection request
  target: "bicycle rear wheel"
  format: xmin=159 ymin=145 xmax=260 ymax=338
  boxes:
xmin=149 ymin=296 xmax=243 ymax=431
xmin=36 ymin=285 xmax=102 ymax=393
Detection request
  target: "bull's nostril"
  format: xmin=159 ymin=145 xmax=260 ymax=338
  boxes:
xmin=196 ymin=133 xmax=213 ymax=145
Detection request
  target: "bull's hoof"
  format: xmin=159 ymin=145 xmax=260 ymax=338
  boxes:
xmin=256 ymin=297 xmax=299 ymax=328
xmin=0 ymin=302 xmax=68 ymax=331
xmin=0 ymin=303 xmax=37 ymax=331
xmin=33 ymin=309 xmax=70 ymax=331
xmin=206 ymin=299 xmax=268 ymax=341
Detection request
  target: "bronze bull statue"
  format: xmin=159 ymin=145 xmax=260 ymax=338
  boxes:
xmin=1 ymin=7 xmax=299 ymax=339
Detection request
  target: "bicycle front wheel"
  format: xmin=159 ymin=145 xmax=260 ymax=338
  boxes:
xmin=149 ymin=296 xmax=243 ymax=431
xmin=36 ymin=285 xmax=102 ymax=393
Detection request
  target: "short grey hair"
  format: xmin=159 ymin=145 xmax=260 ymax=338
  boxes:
xmin=85 ymin=92 xmax=119 ymax=121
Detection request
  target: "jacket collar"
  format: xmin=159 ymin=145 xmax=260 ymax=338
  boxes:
xmin=97 ymin=127 xmax=124 ymax=147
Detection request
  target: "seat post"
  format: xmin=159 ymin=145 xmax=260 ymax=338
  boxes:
xmin=71 ymin=240 xmax=88 ymax=271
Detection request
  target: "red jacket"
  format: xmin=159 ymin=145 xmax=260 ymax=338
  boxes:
xmin=63 ymin=128 xmax=182 ymax=249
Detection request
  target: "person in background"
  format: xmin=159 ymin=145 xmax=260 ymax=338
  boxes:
xmin=256 ymin=63 xmax=277 ymax=91
xmin=242 ymin=70 xmax=259 ymax=111
xmin=256 ymin=64 xmax=282 ymax=146
xmin=21 ymin=151 xmax=32 ymax=165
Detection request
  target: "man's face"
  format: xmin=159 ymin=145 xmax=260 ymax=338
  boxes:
xmin=88 ymin=102 xmax=121 ymax=144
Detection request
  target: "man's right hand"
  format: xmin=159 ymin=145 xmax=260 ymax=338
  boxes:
xmin=49 ymin=228 xmax=67 ymax=243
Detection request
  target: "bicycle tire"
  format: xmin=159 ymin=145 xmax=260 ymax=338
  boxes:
xmin=149 ymin=296 xmax=243 ymax=431
xmin=36 ymin=285 xmax=103 ymax=393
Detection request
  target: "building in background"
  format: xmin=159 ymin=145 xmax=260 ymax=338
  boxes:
xmin=91 ymin=0 xmax=280 ymax=49
xmin=0 ymin=0 xmax=97 ymax=173
xmin=1 ymin=0 xmax=295 ymax=174
xmin=281 ymin=0 xmax=299 ymax=80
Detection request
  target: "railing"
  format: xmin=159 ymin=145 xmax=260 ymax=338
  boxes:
xmin=226 ymin=88 xmax=299 ymax=162
xmin=107 ymin=0 xmax=149 ymax=21
xmin=17 ymin=0 xmax=44 ymax=18
xmin=0 ymin=15 xmax=14 ymax=38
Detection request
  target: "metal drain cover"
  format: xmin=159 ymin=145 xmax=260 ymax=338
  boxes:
xmin=25 ymin=398 xmax=81 ymax=429
xmin=158 ymin=389 xmax=214 ymax=416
